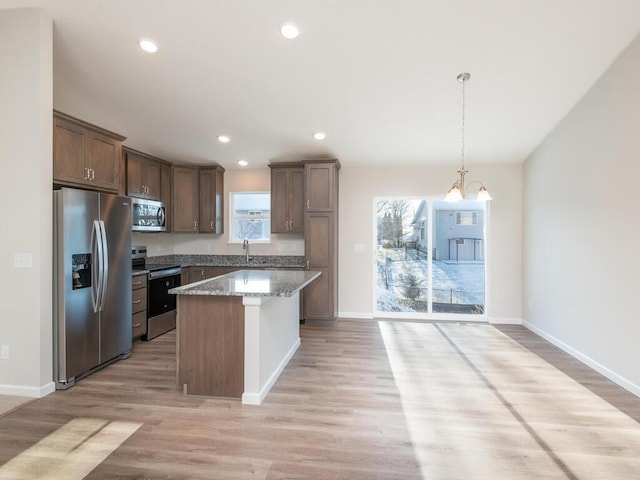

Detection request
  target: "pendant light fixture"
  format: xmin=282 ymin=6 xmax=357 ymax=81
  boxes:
xmin=444 ymin=73 xmax=492 ymax=202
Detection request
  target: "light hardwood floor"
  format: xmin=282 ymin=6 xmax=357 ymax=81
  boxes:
xmin=0 ymin=320 xmax=639 ymax=479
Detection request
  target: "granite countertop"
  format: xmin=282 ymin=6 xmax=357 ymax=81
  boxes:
xmin=146 ymin=254 xmax=305 ymax=269
xmin=169 ymin=269 xmax=321 ymax=297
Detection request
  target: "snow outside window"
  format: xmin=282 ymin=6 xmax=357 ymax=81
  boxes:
xmin=229 ymin=192 xmax=271 ymax=243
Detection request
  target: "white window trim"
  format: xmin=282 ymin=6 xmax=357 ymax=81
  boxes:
xmin=228 ymin=191 xmax=271 ymax=244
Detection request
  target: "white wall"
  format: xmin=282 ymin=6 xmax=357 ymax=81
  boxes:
xmin=523 ymin=34 xmax=640 ymax=395
xmin=0 ymin=8 xmax=54 ymax=396
xmin=133 ymin=168 xmax=305 ymax=257
xmin=339 ymin=164 xmax=523 ymax=321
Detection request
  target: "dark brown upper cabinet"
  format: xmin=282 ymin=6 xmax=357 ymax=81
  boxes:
xmin=172 ymin=166 xmax=200 ymax=233
xmin=53 ymin=111 xmax=125 ymax=193
xmin=124 ymin=148 xmax=163 ymax=201
xmin=199 ymin=166 xmax=225 ymax=234
xmin=270 ymin=163 xmax=304 ymax=234
xmin=305 ymin=161 xmax=337 ymax=212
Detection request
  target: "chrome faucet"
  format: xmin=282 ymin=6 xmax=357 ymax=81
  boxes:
xmin=243 ymin=238 xmax=250 ymax=262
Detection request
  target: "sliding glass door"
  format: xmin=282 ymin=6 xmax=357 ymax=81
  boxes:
xmin=375 ymin=198 xmax=486 ymax=318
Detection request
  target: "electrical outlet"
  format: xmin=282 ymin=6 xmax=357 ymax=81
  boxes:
xmin=1 ymin=345 xmax=8 ymax=360
xmin=14 ymin=253 xmax=32 ymax=268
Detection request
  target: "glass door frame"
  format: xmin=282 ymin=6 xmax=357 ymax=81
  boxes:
xmin=372 ymin=195 xmax=490 ymax=322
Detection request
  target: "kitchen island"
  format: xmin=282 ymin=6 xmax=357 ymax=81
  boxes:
xmin=169 ymin=269 xmax=320 ymax=405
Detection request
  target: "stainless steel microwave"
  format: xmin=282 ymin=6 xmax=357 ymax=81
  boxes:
xmin=131 ymin=197 xmax=166 ymax=232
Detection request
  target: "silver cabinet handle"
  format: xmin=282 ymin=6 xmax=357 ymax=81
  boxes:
xmin=90 ymin=168 xmax=95 ymax=181
xmin=306 ymin=260 xmax=310 ymax=269
xmin=132 ymin=322 xmax=141 ymax=328
xmin=193 ymin=220 xmax=197 ymax=230
xmin=133 ymin=299 xmax=142 ymax=304
xmin=132 ymin=280 xmax=142 ymax=286
xmin=307 ymin=199 xmax=310 ymax=209
xmin=84 ymin=167 xmax=89 ymax=180
xmin=210 ymin=220 xmax=214 ymax=230
xmin=201 ymin=270 xmax=205 ymax=279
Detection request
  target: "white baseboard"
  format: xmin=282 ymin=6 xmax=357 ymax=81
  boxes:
xmin=242 ymin=338 xmax=301 ymax=406
xmin=523 ymin=321 xmax=640 ymax=398
xmin=338 ymin=312 xmax=374 ymax=320
xmin=0 ymin=381 xmax=55 ymax=398
xmin=489 ymin=317 xmax=523 ymax=325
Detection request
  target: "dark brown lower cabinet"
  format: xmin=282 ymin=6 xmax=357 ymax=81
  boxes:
xmin=304 ymin=212 xmax=337 ymax=321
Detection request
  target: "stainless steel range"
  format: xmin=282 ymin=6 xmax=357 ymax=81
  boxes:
xmin=132 ymin=246 xmax=181 ymax=340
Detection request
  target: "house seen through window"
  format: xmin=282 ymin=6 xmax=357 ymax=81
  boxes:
xmin=375 ymin=198 xmax=486 ymax=318
xmin=229 ymin=192 xmax=271 ymax=242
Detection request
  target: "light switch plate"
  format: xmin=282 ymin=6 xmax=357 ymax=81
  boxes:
xmin=14 ymin=253 xmax=32 ymax=268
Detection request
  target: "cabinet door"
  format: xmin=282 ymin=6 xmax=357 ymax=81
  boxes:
xmin=125 ymin=151 xmax=145 ymax=197
xmin=188 ymin=267 xmax=208 ymax=283
xmin=304 ymin=212 xmax=335 ymax=321
xmin=126 ymin=151 xmax=163 ymax=200
xmin=144 ymin=159 xmax=162 ymax=200
xmin=206 ymin=267 xmax=236 ymax=278
xmin=305 ymin=163 xmax=336 ymax=212
xmin=270 ymin=169 xmax=289 ymax=233
xmin=180 ymin=267 xmax=191 ymax=286
xmin=172 ymin=166 xmax=199 ymax=232
xmin=289 ymin=168 xmax=305 ymax=233
xmin=199 ymin=167 xmax=224 ymax=234
xmin=270 ymin=166 xmax=304 ymax=234
xmin=303 ymin=266 xmax=330 ymax=320
xmin=53 ymin=115 xmax=87 ymax=184
xmin=86 ymin=129 xmax=121 ymax=192
xmin=53 ymin=112 xmax=125 ymax=193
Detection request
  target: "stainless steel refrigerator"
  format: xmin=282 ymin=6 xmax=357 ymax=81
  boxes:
xmin=53 ymin=188 xmax=132 ymax=389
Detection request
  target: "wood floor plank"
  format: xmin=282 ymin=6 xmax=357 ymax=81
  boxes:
xmin=0 ymin=320 xmax=639 ymax=479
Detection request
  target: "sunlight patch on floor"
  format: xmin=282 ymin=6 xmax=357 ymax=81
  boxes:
xmin=0 ymin=417 xmax=141 ymax=480
xmin=378 ymin=320 xmax=640 ymax=480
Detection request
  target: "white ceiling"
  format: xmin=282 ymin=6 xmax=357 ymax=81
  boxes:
xmin=3 ymin=0 xmax=640 ymax=170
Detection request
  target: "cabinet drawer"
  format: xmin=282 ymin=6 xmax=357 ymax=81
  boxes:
xmin=132 ymin=287 xmax=147 ymax=313
xmin=132 ymin=311 xmax=147 ymax=339
xmin=132 ymin=275 xmax=148 ymax=290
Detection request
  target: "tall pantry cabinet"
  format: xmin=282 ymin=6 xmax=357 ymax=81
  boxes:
xmin=303 ymin=160 xmax=339 ymax=322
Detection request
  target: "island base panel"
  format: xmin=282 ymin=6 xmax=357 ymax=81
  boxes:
xmin=177 ymin=295 xmax=244 ymax=397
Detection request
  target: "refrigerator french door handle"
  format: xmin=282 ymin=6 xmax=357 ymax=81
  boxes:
xmin=98 ymin=220 xmax=109 ymax=311
xmin=90 ymin=220 xmax=101 ymax=313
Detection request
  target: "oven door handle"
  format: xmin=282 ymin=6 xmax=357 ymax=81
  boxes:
xmin=148 ymin=267 xmax=182 ymax=279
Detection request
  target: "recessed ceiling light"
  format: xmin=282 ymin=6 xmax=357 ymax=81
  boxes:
xmin=139 ymin=39 xmax=158 ymax=53
xmin=313 ymin=132 xmax=326 ymax=140
xmin=217 ymin=135 xmax=230 ymax=144
xmin=238 ymin=160 xmax=248 ymax=167
xmin=280 ymin=22 xmax=300 ymax=39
